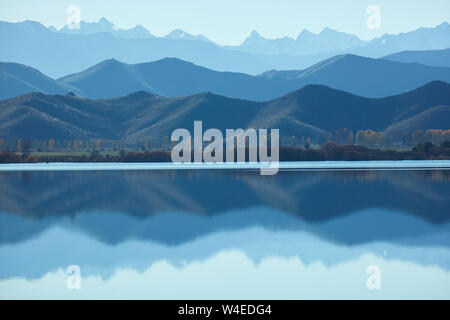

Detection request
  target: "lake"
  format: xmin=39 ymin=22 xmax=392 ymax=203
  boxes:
xmin=0 ymin=161 xmax=449 ymax=299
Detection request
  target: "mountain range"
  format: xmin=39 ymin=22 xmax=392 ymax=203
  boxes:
xmin=1 ymin=81 xmax=449 ymax=142
xmin=56 ymin=17 xmax=214 ymax=43
xmin=51 ymin=17 xmax=450 ymax=57
xmin=351 ymin=22 xmax=450 ymax=58
xmin=2 ymin=54 xmax=450 ymax=100
xmin=0 ymin=20 xmax=266 ymax=77
xmin=57 ymin=17 xmax=155 ymax=39
xmin=228 ymin=28 xmax=365 ymax=56
xmin=232 ymin=22 xmax=450 ymax=58
xmin=1 ymin=19 xmax=449 ymax=77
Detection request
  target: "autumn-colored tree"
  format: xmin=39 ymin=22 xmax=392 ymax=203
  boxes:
xmin=291 ymin=136 xmax=296 ymax=146
xmin=162 ymin=136 xmax=168 ymax=151
xmin=382 ymin=134 xmax=392 ymax=147
xmin=304 ymin=137 xmax=311 ymax=149
xmin=73 ymin=140 xmax=79 ymax=152
xmin=22 ymin=140 xmax=31 ymax=154
xmin=355 ymin=130 xmax=365 ymax=146
xmin=16 ymin=139 xmax=21 ymax=153
xmin=96 ymin=139 xmax=102 ymax=151
xmin=0 ymin=138 xmax=4 ymax=152
xmin=88 ymin=140 xmax=95 ymax=152
xmin=411 ymin=130 xmax=425 ymax=145
xmin=443 ymin=130 xmax=450 ymax=143
xmin=48 ymin=139 xmax=55 ymax=152
xmin=355 ymin=130 xmax=384 ymax=147
xmin=146 ymin=137 xmax=152 ymax=151
xmin=348 ymin=130 xmax=354 ymax=145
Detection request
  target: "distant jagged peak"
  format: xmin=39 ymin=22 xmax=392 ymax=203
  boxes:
xmin=97 ymin=17 xmax=114 ymax=27
xmin=165 ymin=29 xmax=187 ymax=38
xmin=296 ymin=28 xmax=315 ymax=40
xmin=57 ymin=17 xmax=155 ymax=38
xmin=131 ymin=24 xmax=147 ymax=31
xmin=249 ymin=30 xmax=263 ymax=38
xmin=241 ymin=30 xmax=269 ymax=46
xmin=320 ymin=27 xmax=335 ymax=34
xmin=164 ymin=29 xmax=212 ymax=42
xmin=436 ymin=21 xmax=450 ymax=29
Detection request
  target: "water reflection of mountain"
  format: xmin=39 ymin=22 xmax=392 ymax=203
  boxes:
xmin=1 ymin=217 xmax=449 ymax=280
xmin=0 ymin=170 xmax=448 ymax=222
xmin=0 ymin=170 xmax=448 ymax=246
xmin=1 ymin=206 xmax=449 ymax=247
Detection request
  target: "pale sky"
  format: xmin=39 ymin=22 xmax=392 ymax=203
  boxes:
xmin=1 ymin=0 xmax=449 ymax=45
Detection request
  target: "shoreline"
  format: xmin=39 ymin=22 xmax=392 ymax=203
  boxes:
xmin=1 ymin=160 xmax=450 ymax=172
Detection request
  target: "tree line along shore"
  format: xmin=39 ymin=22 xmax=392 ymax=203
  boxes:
xmin=1 ymin=141 xmax=449 ymax=164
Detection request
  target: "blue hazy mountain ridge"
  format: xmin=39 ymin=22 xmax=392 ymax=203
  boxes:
xmin=384 ymin=48 xmax=450 ymax=68
xmin=2 ymin=19 xmax=450 ymax=78
xmin=164 ymin=29 xmax=213 ymax=43
xmin=3 ymin=54 xmax=450 ymax=101
xmin=58 ymin=17 xmax=211 ymax=42
xmin=230 ymin=28 xmax=365 ymax=55
xmin=57 ymin=58 xmax=295 ymax=101
xmin=232 ymin=22 xmax=450 ymax=58
xmin=0 ymin=62 xmax=77 ymax=99
xmin=52 ymin=17 xmax=450 ymax=58
xmin=8 ymin=54 xmax=449 ymax=100
xmin=253 ymin=21 xmax=448 ymax=69
xmin=257 ymin=54 xmax=450 ymax=98
xmin=58 ymin=17 xmax=155 ymax=39
xmin=0 ymin=170 xmax=448 ymax=247
xmin=0 ymin=81 xmax=449 ymax=141
xmin=351 ymin=22 xmax=450 ymax=58
xmin=0 ymin=20 xmax=268 ymax=78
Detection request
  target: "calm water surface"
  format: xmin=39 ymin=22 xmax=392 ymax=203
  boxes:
xmin=0 ymin=162 xmax=449 ymax=299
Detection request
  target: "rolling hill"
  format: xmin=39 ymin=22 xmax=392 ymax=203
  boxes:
xmin=59 ymin=55 xmax=450 ymax=100
xmin=0 ymin=81 xmax=449 ymax=142
xmin=58 ymin=58 xmax=295 ymax=101
xmin=0 ymin=62 xmax=73 ymax=99
xmin=383 ymin=48 xmax=450 ymax=68
xmin=258 ymin=54 xmax=450 ymax=98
